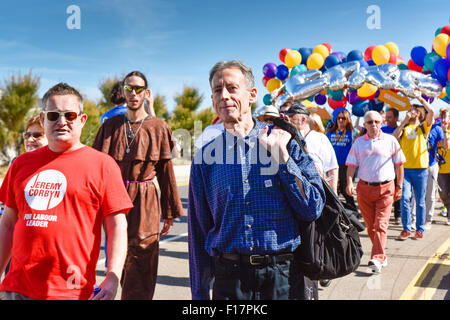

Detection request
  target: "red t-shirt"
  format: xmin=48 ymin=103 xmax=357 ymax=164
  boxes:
xmin=0 ymin=146 xmax=133 ymax=300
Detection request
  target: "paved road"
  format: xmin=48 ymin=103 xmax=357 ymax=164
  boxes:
xmin=96 ymin=180 xmax=450 ymax=300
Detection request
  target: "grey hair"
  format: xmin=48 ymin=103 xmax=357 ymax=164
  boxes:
xmin=364 ymin=110 xmax=382 ymax=123
xmin=209 ymin=60 xmax=255 ymax=90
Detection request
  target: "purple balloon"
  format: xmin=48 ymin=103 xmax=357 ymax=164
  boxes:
xmin=421 ymin=94 xmax=434 ymax=104
xmin=447 ymin=43 xmax=450 ymax=63
xmin=315 ymin=93 xmax=327 ymax=105
xmin=346 ymin=90 xmax=361 ymax=105
xmin=331 ymin=51 xmax=344 ymax=61
xmin=263 ymin=63 xmax=277 ymax=79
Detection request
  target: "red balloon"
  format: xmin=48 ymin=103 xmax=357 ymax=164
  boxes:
xmin=407 ymin=59 xmax=422 ymax=72
xmin=440 ymin=25 xmax=450 ymax=36
xmin=364 ymin=45 xmax=376 ymax=61
xmin=279 ymin=48 xmax=290 ymax=63
xmin=322 ymin=42 xmax=333 ymax=54
xmin=365 ymin=91 xmax=377 ymax=100
xmin=328 ymin=96 xmax=347 ymax=110
xmin=262 ymin=76 xmax=269 ymax=87
xmin=388 ymin=51 xmax=397 ymax=64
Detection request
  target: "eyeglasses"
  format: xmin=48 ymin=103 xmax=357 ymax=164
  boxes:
xmin=123 ymin=84 xmax=146 ymax=94
xmin=366 ymin=120 xmax=381 ymax=125
xmin=44 ymin=111 xmax=80 ymax=122
xmin=23 ymin=132 xmax=44 ymax=139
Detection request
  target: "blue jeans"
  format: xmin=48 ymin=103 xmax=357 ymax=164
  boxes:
xmin=401 ymin=168 xmax=428 ymax=233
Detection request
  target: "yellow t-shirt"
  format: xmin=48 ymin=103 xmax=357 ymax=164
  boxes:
xmin=399 ymin=122 xmax=431 ymax=169
xmin=438 ymin=128 xmax=450 ymax=173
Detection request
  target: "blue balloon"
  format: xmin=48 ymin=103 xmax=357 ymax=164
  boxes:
xmin=411 ymin=46 xmax=427 ymax=67
xmin=431 ymin=71 xmax=447 ymax=87
xmin=347 ymin=50 xmax=363 ymax=62
xmin=351 ymin=100 xmax=370 ymax=117
xmin=367 ymin=59 xmax=376 ymax=66
xmin=324 ymin=54 xmax=341 ymax=69
xmin=434 ymin=58 xmax=450 ymax=81
xmin=263 ymin=93 xmax=272 ymax=105
xmin=276 ymin=64 xmax=290 ymax=81
xmin=298 ymin=47 xmax=312 ymax=65
xmin=369 ymin=98 xmax=384 ymax=112
xmin=358 ymin=59 xmax=369 ymax=68
xmin=290 ymin=64 xmax=307 ymax=77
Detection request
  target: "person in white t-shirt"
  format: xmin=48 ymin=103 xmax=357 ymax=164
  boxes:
xmin=286 ymin=102 xmax=338 ymax=194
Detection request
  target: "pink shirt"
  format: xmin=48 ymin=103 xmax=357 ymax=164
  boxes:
xmin=346 ymin=132 xmax=405 ymax=183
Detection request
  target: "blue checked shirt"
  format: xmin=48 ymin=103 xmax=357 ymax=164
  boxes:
xmin=188 ymin=119 xmax=325 ymax=300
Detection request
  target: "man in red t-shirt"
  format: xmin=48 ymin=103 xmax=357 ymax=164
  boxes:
xmin=0 ymin=83 xmax=133 ymax=300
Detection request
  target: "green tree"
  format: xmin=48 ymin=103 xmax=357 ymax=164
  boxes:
xmin=174 ymin=86 xmax=204 ymax=112
xmin=169 ymin=86 xmax=204 ymax=133
xmin=0 ymin=71 xmax=40 ymax=163
xmin=80 ymin=97 xmax=101 ymax=147
xmin=97 ymin=76 xmax=122 ymax=114
xmin=195 ymin=107 xmax=216 ymax=130
xmin=153 ymin=94 xmax=169 ymax=120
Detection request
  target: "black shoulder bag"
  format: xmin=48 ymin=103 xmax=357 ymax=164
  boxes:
xmin=271 ymin=117 xmax=364 ymax=280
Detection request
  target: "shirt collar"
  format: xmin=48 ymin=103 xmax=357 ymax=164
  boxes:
xmin=364 ymin=130 xmax=385 ymax=140
xmin=224 ymin=118 xmax=264 ymax=150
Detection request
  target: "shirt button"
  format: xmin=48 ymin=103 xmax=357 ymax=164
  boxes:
xmin=246 ymin=224 xmax=251 ymax=229
xmin=244 ymin=179 xmax=248 ymax=183
xmin=249 ymin=247 xmax=253 ymax=251
xmin=246 ymin=202 xmax=250 ymax=206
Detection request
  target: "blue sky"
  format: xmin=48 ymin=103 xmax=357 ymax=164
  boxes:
xmin=0 ymin=0 xmax=449 ymax=114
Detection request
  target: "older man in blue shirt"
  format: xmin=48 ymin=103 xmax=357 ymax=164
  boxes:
xmin=188 ymin=60 xmax=325 ymax=300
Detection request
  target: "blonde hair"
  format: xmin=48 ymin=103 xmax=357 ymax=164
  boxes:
xmin=309 ymin=113 xmax=325 ymax=134
xmin=25 ymin=114 xmax=44 ymax=132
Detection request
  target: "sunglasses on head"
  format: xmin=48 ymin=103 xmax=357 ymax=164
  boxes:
xmin=123 ymin=84 xmax=146 ymax=94
xmin=44 ymin=111 xmax=80 ymax=122
xmin=23 ymin=132 xmax=44 ymax=139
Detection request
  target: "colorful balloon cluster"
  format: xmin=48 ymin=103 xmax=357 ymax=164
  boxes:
xmin=262 ymin=43 xmax=395 ymax=117
xmin=406 ymin=25 xmax=450 ymax=102
xmin=262 ymin=25 xmax=450 ymax=118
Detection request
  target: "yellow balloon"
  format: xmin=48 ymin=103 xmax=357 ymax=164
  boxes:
xmin=384 ymin=42 xmax=399 ymax=56
xmin=285 ymin=50 xmax=302 ymax=68
xmin=433 ymin=33 xmax=449 ymax=58
xmin=266 ymin=78 xmax=282 ymax=92
xmin=313 ymin=44 xmax=329 ymax=59
xmin=357 ymin=83 xmax=378 ymax=98
xmin=307 ymin=53 xmax=324 ymax=70
xmin=372 ymin=45 xmax=390 ymax=65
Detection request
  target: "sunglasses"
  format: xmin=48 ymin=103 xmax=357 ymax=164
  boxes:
xmin=44 ymin=111 xmax=80 ymax=122
xmin=23 ymin=132 xmax=44 ymax=139
xmin=123 ymin=84 xmax=146 ymax=94
xmin=366 ymin=120 xmax=381 ymax=125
